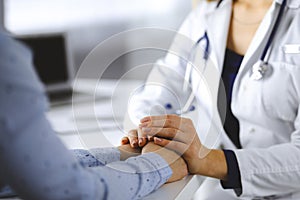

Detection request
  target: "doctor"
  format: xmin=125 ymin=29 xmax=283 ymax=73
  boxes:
xmin=122 ymin=0 xmax=300 ymax=199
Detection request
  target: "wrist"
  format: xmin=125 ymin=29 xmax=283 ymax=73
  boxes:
xmin=196 ymin=148 xmax=228 ymax=180
xmin=118 ymin=145 xmax=141 ymax=161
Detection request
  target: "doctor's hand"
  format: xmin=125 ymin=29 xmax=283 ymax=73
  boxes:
xmin=139 ymin=115 xmax=228 ymax=180
xmin=142 ymin=142 xmax=188 ymax=183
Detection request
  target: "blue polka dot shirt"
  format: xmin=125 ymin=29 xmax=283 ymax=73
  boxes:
xmin=0 ymin=30 xmax=172 ymax=200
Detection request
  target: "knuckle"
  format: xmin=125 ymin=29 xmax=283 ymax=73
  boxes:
xmin=166 ymin=114 xmax=177 ymax=120
xmin=171 ymin=128 xmax=177 ymax=135
xmin=169 ymin=114 xmax=178 ymax=118
xmin=164 ymin=119 xmax=171 ymax=127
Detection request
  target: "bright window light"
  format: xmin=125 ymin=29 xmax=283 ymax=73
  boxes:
xmin=5 ymin=0 xmax=180 ymax=34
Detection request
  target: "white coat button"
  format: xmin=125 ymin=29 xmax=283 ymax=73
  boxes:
xmin=249 ymin=128 xmax=255 ymax=134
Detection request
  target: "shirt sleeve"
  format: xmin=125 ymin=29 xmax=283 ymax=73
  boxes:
xmin=72 ymin=147 xmax=120 ymax=167
xmin=0 ymin=31 xmax=172 ymax=200
xmin=220 ymin=150 xmax=242 ymax=196
xmin=94 ymin=153 xmax=172 ymax=199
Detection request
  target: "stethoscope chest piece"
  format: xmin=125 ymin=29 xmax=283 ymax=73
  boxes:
xmin=249 ymin=0 xmax=287 ymax=81
xmin=250 ymin=60 xmax=270 ymax=81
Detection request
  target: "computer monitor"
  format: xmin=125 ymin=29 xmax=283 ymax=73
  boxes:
xmin=16 ymin=33 xmax=75 ymax=96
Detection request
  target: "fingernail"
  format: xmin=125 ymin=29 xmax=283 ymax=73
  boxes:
xmin=132 ymin=139 xmax=137 ymax=146
xmin=138 ymin=138 xmax=143 ymax=146
xmin=139 ymin=123 xmax=148 ymax=128
xmin=142 ymin=127 xmax=151 ymax=132
xmin=140 ymin=117 xmax=150 ymax=123
xmin=148 ymin=135 xmax=153 ymax=141
xmin=154 ymin=137 xmax=162 ymax=142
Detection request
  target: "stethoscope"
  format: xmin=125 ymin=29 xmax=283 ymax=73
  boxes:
xmin=250 ymin=0 xmax=287 ymax=80
xmin=165 ymin=0 xmax=287 ymax=115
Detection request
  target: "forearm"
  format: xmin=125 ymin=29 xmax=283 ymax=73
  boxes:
xmin=98 ymin=153 xmax=172 ymax=199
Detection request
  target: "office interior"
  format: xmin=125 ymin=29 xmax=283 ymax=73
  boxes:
xmin=3 ymin=0 xmax=191 ymax=80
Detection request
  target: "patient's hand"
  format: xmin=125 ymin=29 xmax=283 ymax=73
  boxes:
xmin=121 ymin=129 xmax=147 ymax=148
xmin=118 ymin=144 xmax=141 ymax=161
xmin=142 ymin=142 xmax=188 ymax=183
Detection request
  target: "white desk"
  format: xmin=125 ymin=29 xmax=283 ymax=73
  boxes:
xmin=47 ymin=78 xmax=205 ymax=199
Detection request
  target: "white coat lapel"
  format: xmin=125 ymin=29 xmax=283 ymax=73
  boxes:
xmin=204 ymin=0 xmax=232 ymax=73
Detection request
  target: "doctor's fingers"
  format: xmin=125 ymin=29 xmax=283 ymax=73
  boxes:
xmin=141 ymin=114 xmax=180 ymax=122
xmin=153 ymin=137 xmax=188 ymax=156
xmin=140 ymin=115 xmax=188 ymax=130
xmin=141 ymin=127 xmax=192 ymax=144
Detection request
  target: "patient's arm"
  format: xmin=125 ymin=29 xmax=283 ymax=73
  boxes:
xmin=142 ymin=142 xmax=188 ymax=183
xmin=72 ymin=144 xmax=141 ymax=167
xmin=0 ymin=32 xmax=172 ymax=200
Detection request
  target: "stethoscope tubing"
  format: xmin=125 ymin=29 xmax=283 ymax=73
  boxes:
xmin=260 ymin=0 xmax=287 ymax=62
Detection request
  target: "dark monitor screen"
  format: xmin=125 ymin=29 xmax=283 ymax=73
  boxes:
xmin=17 ymin=34 xmax=69 ymax=85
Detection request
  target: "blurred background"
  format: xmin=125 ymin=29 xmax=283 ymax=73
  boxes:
xmin=2 ymin=0 xmax=192 ymax=80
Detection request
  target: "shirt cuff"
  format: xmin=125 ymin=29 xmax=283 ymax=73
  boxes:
xmin=221 ymin=149 xmax=242 ymax=196
xmin=137 ymin=152 xmax=173 ymax=189
xmin=106 ymin=152 xmax=172 ymax=198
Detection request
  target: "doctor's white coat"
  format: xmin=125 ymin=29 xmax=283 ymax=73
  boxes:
xmin=127 ymin=0 xmax=300 ymax=199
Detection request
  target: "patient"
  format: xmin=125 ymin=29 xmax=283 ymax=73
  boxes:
xmin=0 ymin=29 xmax=187 ymax=199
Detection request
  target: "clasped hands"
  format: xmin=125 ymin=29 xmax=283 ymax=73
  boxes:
xmin=119 ymin=114 xmax=209 ymax=183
